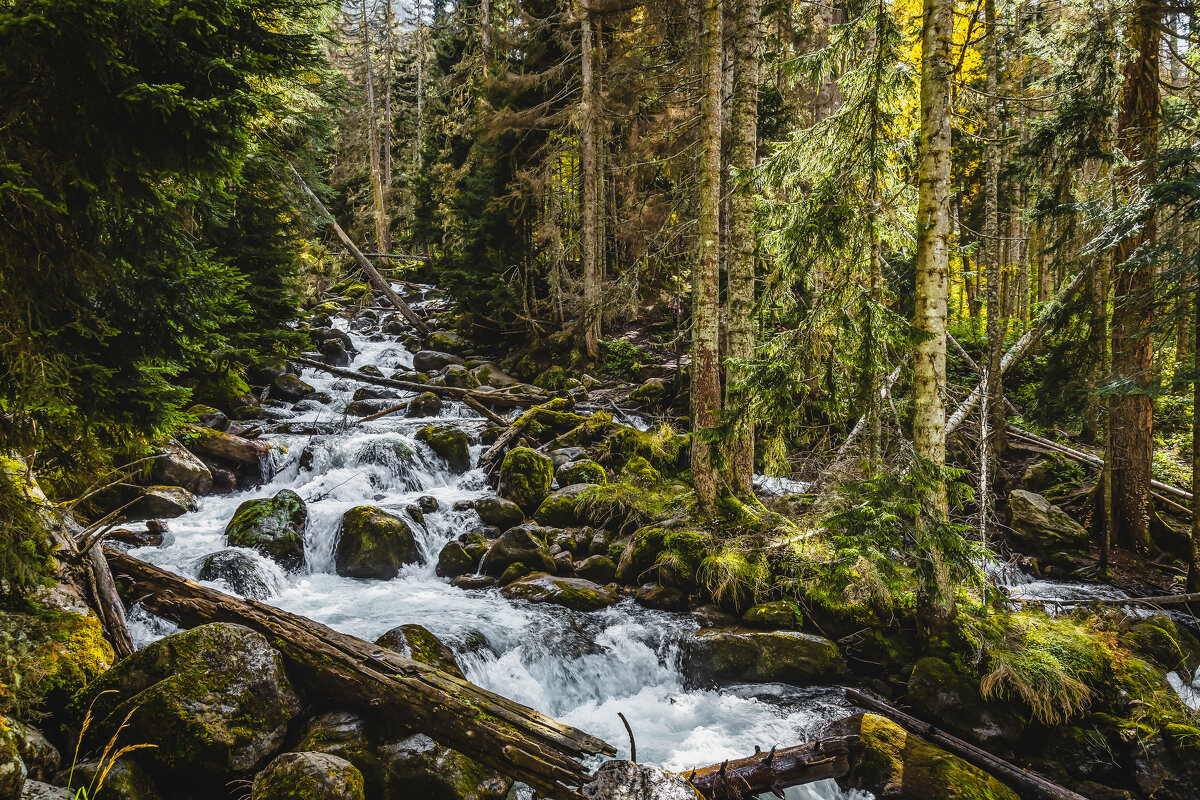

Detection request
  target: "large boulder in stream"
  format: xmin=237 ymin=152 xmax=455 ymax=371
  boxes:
xmin=826 ymin=713 xmax=1019 ymax=800
xmin=680 ymin=629 xmax=848 ymax=687
xmin=251 ymin=752 xmax=365 ymax=800
xmin=475 ymin=496 xmax=524 ymax=528
xmin=1007 ymin=490 xmax=1090 ymax=557
xmin=150 ymin=440 xmax=213 ymax=494
xmin=412 ymin=351 xmax=463 ymax=373
xmin=498 ymin=448 xmax=554 ymax=515
xmin=182 ymin=424 xmax=270 ymax=468
xmin=196 ymin=549 xmax=277 ymax=600
xmin=415 ymin=426 xmax=471 ymax=474
xmin=78 ymin=623 xmax=301 ymax=776
xmin=500 ymin=573 xmax=619 ymax=612
xmin=436 ymin=541 xmax=475 ymax=579
xmin=374 ymin=624 xmax=464 ymax=679
xmin=481 ymin=526 xmax=555 ymax=577
xmin=583 ymin=761 xmax=702 ymax=800
xmin=133 ymin=485 xmax=197 ymax=519
xmin=270 ymin=373 xmax=315 ymax=403
xmin=320 ymin=339 xmax=351 ymax=367
xmin=335 ymin=506 xmax=420 ymax=579
xmin=224 ymin=490 xmax=307 ymax=571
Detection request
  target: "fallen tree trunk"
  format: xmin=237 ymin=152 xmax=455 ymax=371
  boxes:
xmin=684 ymin=736 xmax=855 ymax=799
xmin=104 ymin=547 xmax=614 ymax=799
xmin=464 ymin=395 xmax=510 ymax=427
xmin=290 ymin=165 xmax=430 ymax=337
xmin=845 ymin=688 xmax=1087 ymax=800
xmin=478 ymin=398 xmax=572 ymax=474
xmin=1031 ymin=591 xmax=1200 ymax=608
xmin=946 ymin=332 xmax=1020 ymax=417
xmin=293 ymin=357 xmax=543 ymax=409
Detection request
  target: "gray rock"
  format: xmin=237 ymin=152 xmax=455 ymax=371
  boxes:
xmin=680 ymin=629 xmax=848 ymax=687
xmin=196 ymin=549 xmax=276 ymax=599
xmin=134 ymin=485 xmax=197 ymax=519
xmin=13 ymin=724 xmax=57 ymax=783
xmin=151 ymin=441 xmax=213 ymax=495
xmin=320 ymin=339 xmax=351 ymax=367
xmin=271 ymin=373 xmax=315 ymax=403
xmin=20 ymin=781 xmax=70 ymax=800
xmin=583 ymin=761 xmax=702 ymax=800
xmin=1007 ymin=489 xmax=1090 ymax=555
xmin=251 ymin=752 xmax=364 ymax=800
xmin=412 ymin=351 xmax=464 ymax=373
xmin=224 ymin=490 xmax=307 ymax=571
xmin=474 ymin=496 xmax=524 ymax=528
xmin=377 ymin=733 xmax=510 ymax=800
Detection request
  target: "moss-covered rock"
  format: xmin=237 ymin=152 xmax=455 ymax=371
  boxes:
xmin=133 ymin=485 xmax=197 ymax=519
xmin=196 ymin=549 xmax=276 ymax=599
xmin=741 ymin=600 xmax=803 ymax=631
xmin=79 ymin=623 xmax=301 ymax=776
xmin=828 ymin=713 xmax=1020 ymax=800
xmin=0 ymin=604 xmax=113 ymax=714
xmin=295 ymin=712 xmax=384 ymax=797
xmin=224 ymin=490 xmax=307 ymax=571
xmin=634 ymin=583 xmax=688 ymax=611
xmin=615 ymin=526 xmax=710 ymax=589
xmin=426 ymin=330 xmax=467 ymax=352
xmin=251 ymin=752 xmax=365 ymax=800
xmin=481 ymin=526 xmax=556 ymax=577
xmin=680 ymin=629 xmax=848 ymax=687
xmin=1007 ymin=490 xmax=1090 ymax=557
xmin=1122 ymin=623 xmax=1186 ymax=672
xmin=335 ymin=506 xmax=420 ymax=579
xmin=498 ymin=448 xmax=554 ymax=515
xmin=64 ymin=756 xmax=161 ymax=800
xmin=375 ymin=624 xmax=464 ymax=679
xmin=271 ymin=373 xmax=315 ymax=403
xmin=474 ymin=496 xmax=524 ymax=528
xmin=470 ymin=363 xmax=518 ymax=388
xmin=628 ymin=378 xmax=669 ymax=408
xmin=0 ymin=718 xmax=25 ymax=800
xmin=436 ymin=541 xmax=475 ymax=578
xmin=501 ymin=573 xmax=619 ymax=612
xmin=406 ymin=392 xmax=444 ymax=418
xmin=557 ymin=460 xmax=606 ymax=487
xmin=439 ymin=365 xmax=480 ymax=390
xmin=906 ymin=657 xmax=1026 ymax=749
xmin=534 ymin=483 xmax=598 ymax=527
xmin=416 ymin=426 xmax=471 ymax=474
xmin=378 ymin=733 xmax=512 ymax=800
xmin=575 ymin=555 xmax=617 ymax=584
xmin=620 ymin=456 xmax=661 ymax=488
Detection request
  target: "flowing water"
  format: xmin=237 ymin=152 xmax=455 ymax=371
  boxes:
xmin=121 ymin=301 xmax=866 ymax=799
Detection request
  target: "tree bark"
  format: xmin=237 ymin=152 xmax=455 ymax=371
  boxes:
xmin=725 ymin=0 xmax=761 ymax=497
xmin=684 ymin=737 xmax=854 ymax=798
xmin=1081 ymin=246 xmax=1108 ymax=443
xmin=983 ymin=0 xmax=1007 ymax=459
xmin=361 ymin=0 xmax=392 ymax=256
xmin=691 ymin=0 xmax=724 ymax=512
xmin=1191 ymin=294 xmax=1200 ymax=590
xmin=481 ymin=0 xmax=491 ymax=78
xmin=912 ymin=0 xmax=953 ymax=510
xmin=580 ymin=2 xmax=602 ymax=359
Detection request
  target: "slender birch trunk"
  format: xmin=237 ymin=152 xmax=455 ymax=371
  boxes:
xmin=580 ymin=3 xmax=602 ymax=358
xmin=361 ymin=0 xmax=391 ymax=256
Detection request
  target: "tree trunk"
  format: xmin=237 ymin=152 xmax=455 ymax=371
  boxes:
xmin=382 ymin=0 xmax=394 ymax=191
xmin=580 ymin=2 xmax=602 ymax=359
xmin=361 ymin=0 xmax=391 ymax=256
xmin=691 ymin=0 xmax=724 ymax=512
xmin=416 ymin=0 xmax=425 ymax=168
xmin=912 ymin=0 xmax=953 ymax=504
xmin=725 ymin=0 xmax=761 ymax=497
xmin=481 ymin=0 xmax=491 ymax=78
xmin=1109 ymin=0 xmax=1160 ymax=553
xmin=1081 ymin=246 xmax=1108 ymax=443
xmin=1191 ymin=293 xmax=1200 ymax=590
xmin=983 ymin=0 xmax=1006 ymax=458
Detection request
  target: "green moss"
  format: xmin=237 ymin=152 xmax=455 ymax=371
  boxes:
xmin=336 ymin=506 xmax=418 ymax=579
xmin=0 ymin=603 xmax=113 ymax=717
xmin=742 ymin=600 xmax=803 ymax=630
xmin=501 ymin=573 xmax=619 ymax=612
xmin=620 ymin=456 xmax=661 ymax=488
xmin=225 ymin=490 xmax=307 ymax=570
xmin=498 ymin=447 xmax=554 ymax=514
xmin=557 ymin=460 xmax=606 ymax=486
xmin=1122 ymin=622 xmax=1185 ymax=672
xmin=415 ymin=426 xmax=471 ymax=473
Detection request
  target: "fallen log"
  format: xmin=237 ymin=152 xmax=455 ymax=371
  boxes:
xmin=684 ymin=736 xmax=855 ymax=799
xmin=1030 ymin=591 xmax=1200 ymax=608
xmin=478 ymin=398 xmax=573 ymax=474
xmin=290 ymin=165 xmax=430 ymax=336
xmin=845 ymin=688 xmax=1087 ymax=800
xmin=293 ymin=357 xmax=543 ymax=409
xmin=104 ymin=547 xmax=614 ymax=799
xmin=351 ymin=401 xmax=411 ymax=426
xmin=464 ymin=395 xmax=510 ymax=427
xmin=946 ymin=332 xmax=1020 ymax=417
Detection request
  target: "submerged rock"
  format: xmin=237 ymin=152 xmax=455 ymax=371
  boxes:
xmin=680 ymin=629 xmax=848 ymax=686
xmin=375 ymin=624 xmax=464 ymax=679
xmin=336 ymin=506 xmax=420 ymax=579
xmin=151 ymin=440 xmax=213 ymax=495
xmin=415 ymin=426 xmax=471 ymax=473
xmin=251 ymin=752 xmax=365 ymax=800
xmin=224 ymin=490 xmax=307 ymax=571
xmin=498 ymin=448 xmax=554 ymax=514
xmin=500 ymin=573 xmax=619 ymax=612
xmin=196 ymin=549 xmax=276 ymax=600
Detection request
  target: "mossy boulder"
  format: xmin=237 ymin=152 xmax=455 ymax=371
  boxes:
xmin=79 ymin=623 xmax=301 ymax=776
xmin=375 ymin=624 xmax=464 ymax=679
xmin=827 ymin=713 xmax=1020 ymax=800
xmin=575 ymin=555 xmax=617 ymax=583
xmin=500 ymin=573 xmax=619 ymax=612
xmin=615 ymin=526 xmax=710 ymax=589
xmin=134 ymin=485 xmax=197 ymax=519
xmin=335 ymin=506 xmax=420 ymax=579
xmin=406 ymin=392 xmax=444 ymax=418
xmin=534 ymin=483 xmax=598 ymax=527
xmin=680 ymin=629 xmax=848 ymax=687
xmin=0 ymin=718 xmax=25 ymax=800
xmin=556 ymin=460 xmax=606 ymax=486
xmin=620 ymin=456 xmax=661 ymax=488
xmin=196 ymin=549 xmax=276 ymax=599
xmin=906 ymin=657 xmax=1026 ymax=748
xmin=225 ymin=490 xmax=307 ymax=571
xmin=498 ymin=448 xmax=554 ymax=515
xmin=251 ymin=752 xmax=365 ymax=800
xmin=470 ymin=363 xmax=518 ymax=388
xmin=64 ymin=756 xmax=160 ymax=800
xmin=1007 ymin=490 xmax=1090 ymax=557
xmin=416 ymin=426 xmax=471 ymax=474
xmin=741 ymin=600 xmax=803 ymax=631
xmin=296 ymin=713 xmax=384 ymax=796
xmin=628 ymin=378 xmax=669 ymax=408
xmin=475 ymin=496 xmax=524 ymax=528
xmin=0 ymin=604 xmax=113 ymax=713
xmin=1122 ymin=623 xmax=1187 ymax=672
xmin=440 ymin=365 xmax=480 ymax=390
xmin=150 ymin=441 xmax=213 ymax=495
xmin=377 ymin=733 xmax=512 ymax=800
xmin=481 ymin=526 xmax=556 ymax=577
xmin=271 ymin=373 xmax=315 ymax=403
xmin=634 ymin=583 xmax=688 ymax=611
xmin=426 ymin=331 xmax=466 ymax=352
xmin=436 ymin=541 xmax=475 ymax=578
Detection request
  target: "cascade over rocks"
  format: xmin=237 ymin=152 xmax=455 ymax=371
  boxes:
xmin=680 ymin=629 xmax=849 ymax=686
xmin=498 ymin=447 xmax=554 ymax=514
xmin=335 ymin=506 xmax=420 ymax=579
xmin=415 ymin=426 xmax=471 ymax=473
xmin=151 ymin=441 xmax=213 ymax=495
xmin=250 ymin=752 xmax=365 ymax=800
xmin=500 ymin=573 xmax=619 ymax=612
xmin=224 ymin=490 xmax=307 ymax=571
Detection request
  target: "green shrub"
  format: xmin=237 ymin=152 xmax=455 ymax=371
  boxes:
xmin=599 ymin=339 xmax=644 ymax=380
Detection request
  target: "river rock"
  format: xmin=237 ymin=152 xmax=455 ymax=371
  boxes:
xmin=224 ymin=490 xmax=307 ymax=571
xmin=296 ymin=712 xmax=384 ymax=793
xmin=406 ymin=392 xmax=444 ymax=418
xmin=187 ymin=404 xmax=230 ymax=430
xmin=826 ymin=713 xmax=1019 ymax=800
xmin=426 ymin=330 xmax=467 ymax=351
xmin=906 ymin=657 xmax=1026 ymax=748
xmin=336 ymin=506 xmax=420 ymax=579
xmin=63 ymin=757 xmax=160 ymax=800
xmin=680 ymin=629 xmax=848 ymax=687
xmin=21 ymin=781 xmax=70 ymax=800
xmin=375 ymin=624 xmax=464 ymax=679
xmin=151 ymin=440 xmax=213 ymax=494
xmin=415 ymin=426 xmax=471 ymax=473
xmin=251 ymin=752 xmax=364 ymax=800
xmin=320 ymin=339 xmax=351 ymax=367
xmin=628 ymin=378 xmax=670 ymax=408
xmin=470 ymin=363 xmax=518 ymax=388
xmin=439 ymin=365 xmax=480 ymax=389
xmin=575 ymin=555 xmax=616 ymax=584
xmin=481 ymin=526 xmax=555 ymax=576
xmin=418 ymin=495 xmax=439 ymax=513
xmin=412 ymin=351 xmax=463 ymax=373
xmin=377 ymin=733 xmax=511 ymax=800
xmin=583 ymin=761 xmax=702 ymax=800
xmin=271 ymin=373 xmax=315 ymax=403
xmin=79 ymin=623 xmax=301 ymax=776
xmin=13 ymin=724 xmax=57 ymax=783
xmin=741 ymin=600 xmax=803 ymax=630
xmin=183 ymin=424 xmax=270 ymax=467
xmin=557 ymin=459 xmax=606 ymax=486
xmin=1007 ymin=490 xmax=1090 ymax=556
xmin=501 ymin=573 xmax=619 ymax=612
xmin=498 ymin=448 xmax=554 ymax=514
xmin=634 ymin=583 xmax=688 ymax=611
xmin=0 ymin=720 xmax=25 ymax=800
xmin=436 ymin=541 xmax=475 ymax=579
xmin=134 ymin=485 xmax=197 ymax=519
xmin=475 ymin=496 xmax=524 ymax=528
xmin=550 ymin=447 xmax=588 ymax=469
xmin=352 ymin=386 xmax=395 ymax=402
xmin=197 ymin=549 xmax=276 ymax=599
xmin=534 ymin=483 xmax=597 ymax=528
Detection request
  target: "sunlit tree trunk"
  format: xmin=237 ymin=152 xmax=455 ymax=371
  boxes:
xmin=416 ymin=0 xmax=425 ymax=168
xmin=481 ymin=0 xmax=491 ymax=78
xmin=692 ymin=0 xmax=724 ymax=512
xmin=983 ymin=0 xmax=1006 ymax=458
xmin=361 ymin=0 xmax=391 ymax=256
xmin=1191 ymin=298 xmax=1200 ymax=590
xmin=725 ymin=0 xmax=761 ymax=497
xmin=1081 ymin=250 xmax=1108 ymax=444
xmin=580 ymin=2 xmax=602 ymax=358
xmin=383 ymin=0 xmax=394 ymax=191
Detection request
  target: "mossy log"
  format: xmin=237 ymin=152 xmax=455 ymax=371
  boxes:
xmin=684 ymin=736 xmax=854 ymax=799
xmin=293 ymin=357 xmax=542 ymax=409
xmin=478 ymin=398 xmax=575 ymax=473
xmin=104 ymin=546 xmax=614 ymax=799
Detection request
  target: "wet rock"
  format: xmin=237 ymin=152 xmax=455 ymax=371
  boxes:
xmin=557 ymin=459 xmax=606 ymax=486
xmin=481 ymin=526 xmax=555 ymax=577
xmin=425 ymin=330 xmax=467 ymax=351
xmin=187 ymin=404 xmax=230 ymax=430
xmin=108 ymin=528 xmax=166 ymax=548
xmin=628 ymin=378 xmax=670 ymax=408
xmin=336 ymin=506 xmax=420 ymax=579
xmin=134 ymin=485 xmax=197 ymax=519
xmin=436 ymin=541 xmax=475 ymax=579
xmin=271 ymin=373 xmax=315 ymax=403
xmin=21 ymin=780 xmax=70 ymax=800
xmin=575 ymin=555 xmax=616 ymax=584
xmin=498 ymin=447 xmax=554 ymax=515
xmin=474 ymin=496 xmax=524 ymax=528
xmin=415 ymin=426 xmax=471 ymax=474
xmin=741 ymin=600 xmax=803 ymax=630
xmin=501 ymin=573 xmax=618 ymax=612
xmin=0 ymin=720 xmax=25 ymax=800
xmin=553 ymin=550 xmax=576 ymax=574
xmin=615 ymin=526 xmax=710 ymax=590
xmin=197 ymin=549 xmax=276 ymax=600
xmin=440 ymin=365 xmax=480 ymax=390
xmin=62 ymin=757 xmax=160 ymax=800
xmin=13 ymin=724 xmax=57 ymax=783
xmin=412 ymin=351 xmax=463 ymax=373
xmin=79 ymin=623 xmax=301 ymax=776
xmin=1007 ymin=490 xmax=1090 ymax=556
xmin=251 ymin=752 xmax=364 ymax=800
xmin=183 ymin=424 xmax=270 ymax=468
xmin=320 ymin=339 xmax=351 ymax=367
xmin=452 ymin=575 xmax=496 ymax=590
xmin=418 ymin=495 xmax=439 ymax=513
xmin=151 ymin=440 xmax=213 ymax=494
xmin=210 ymin=464 xmax=239 ymax=492
xmin=358 ymin=364 xmax=384 ymax=377
xmin=692 ymin=604 xmax=738 ymax=629
xmin=406 ymin=392 xmax=444 ymax=418
xmin=681 ymin=629 xmax=848 ymax=687
xmin=296 ymin=712 xmax=384 ymax=793
xmin=550 ymin=447 xmax=588 ymax=470
xmin=224 ymin=489 xmax=307 ymax=571
xmin=470 ymin=363 xmax=518 ymax=388
xmin=406 ymin=504 xmax=425 ymax=526
xmin=534 ymin=483 xmax=597 ymax=528
xmin=634 ymin=583 xmax=688 ymax=611
xmin=352 ymin=386 xmax=396 ymax=402
xmin=375 ymin=624 xmax=464 ymax=679
xmin=345 ymin=399 xmax=392 ymax=417
xmin=378 ymin=733 xmax=511 ymax=800
xmin=583 ymin=761 xmax=702 ymax=800
xmin=497 ymin=562 xmax=531 ymax=585
xmin=826 ymin=713 xmax=1019 ymax=800
xmin=906 ymin=657 xmax=1026 ymax=749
